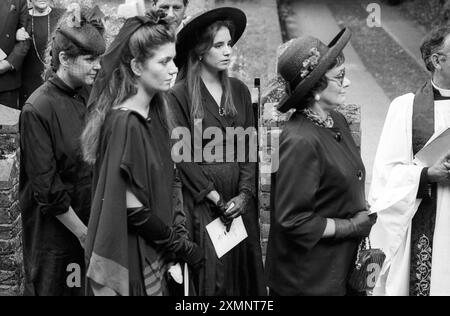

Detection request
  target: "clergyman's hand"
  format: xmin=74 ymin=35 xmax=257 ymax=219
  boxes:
xmin=428 ymin=151 xmax=450 ymax=185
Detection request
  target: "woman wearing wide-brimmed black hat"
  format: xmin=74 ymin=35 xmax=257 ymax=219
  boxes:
xmin=168 ymin=7 xmax=265 ymax=296
xmin=265 ymin=29 xmax=377 ymax=296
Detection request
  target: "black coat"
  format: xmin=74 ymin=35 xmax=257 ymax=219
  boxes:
xmin=265 ymin=111 xmax=366 ymax=296
xmin=0 ymin=0 xmax=30 ymax=92
xmin=19 ymin=76 xmax=92 ymax=296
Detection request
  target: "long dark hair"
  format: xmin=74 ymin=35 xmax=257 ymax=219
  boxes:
xmin=177 ymin=20 xmax=237 ymax=120
xmin=81 ymin=13 xmax=176 ymax=164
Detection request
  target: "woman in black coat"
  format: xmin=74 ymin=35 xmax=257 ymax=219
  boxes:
xmin=19 ymin=8 xmax=105 ymax=296
xmin=169 ymin=8 xmax=265 ymax=296
xmin=265 ymin=29 xmax=377 ymax=296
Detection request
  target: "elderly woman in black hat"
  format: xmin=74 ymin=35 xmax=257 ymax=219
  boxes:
xmin=265 ymin=29 xmax=377 ymax=296
xmin=19 ymin=5 xmax=105 ymax=296
xmin=168 ymin=7 xmax=265 ymax=296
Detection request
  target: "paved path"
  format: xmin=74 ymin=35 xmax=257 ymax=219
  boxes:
xmin=286 ymin=0 xmax=392 ymax=189
xmin=374 ymin=1 xmax=428 ymax=72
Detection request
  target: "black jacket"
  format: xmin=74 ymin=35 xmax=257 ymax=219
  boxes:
xmin=266 ymin=111 xmax=366 ymax=296
xmin=0 ymin=0 xmax=30 ymax=92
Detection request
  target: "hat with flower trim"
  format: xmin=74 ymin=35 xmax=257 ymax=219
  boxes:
xmin=277 ymin=28 xmax=351 ymax=113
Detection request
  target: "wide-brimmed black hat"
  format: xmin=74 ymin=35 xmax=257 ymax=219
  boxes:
xmin=175 ymin=7 xmax=247 ymax=68
xmin=277 ymin=28 xmax=352 ymax=113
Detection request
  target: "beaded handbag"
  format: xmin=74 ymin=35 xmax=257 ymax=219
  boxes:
xmin=348 ymin=237 xmax=386 ymax=292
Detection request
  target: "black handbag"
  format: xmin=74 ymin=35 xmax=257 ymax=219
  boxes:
xmin=348 ymin=237 xmax=386 ymax=292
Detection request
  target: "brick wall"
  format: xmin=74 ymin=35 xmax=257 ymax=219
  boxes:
xmin=0 ymin=105 xmax=22 ymax=296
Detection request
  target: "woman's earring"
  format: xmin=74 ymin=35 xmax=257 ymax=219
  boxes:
xmin=314 ymin=94 xmax=321 ymax=102
xmin=199 ymin=56 xmax=203 ymax=61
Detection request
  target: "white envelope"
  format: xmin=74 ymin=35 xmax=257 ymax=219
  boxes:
xmin=0 ymin=49 xmax=7 ymax=61
xmin=206 ymin=216 xmax=248 ymax=259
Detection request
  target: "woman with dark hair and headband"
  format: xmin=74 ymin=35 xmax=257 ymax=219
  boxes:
xmin=82 ymin=10 xmax=203 ymax=296
xmin=168 ymin=8 xmax=265 ymax=296
xmin=19 ymin=5 xmax=106 ymax=296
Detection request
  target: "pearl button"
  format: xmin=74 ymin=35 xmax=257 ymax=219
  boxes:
xmin=334 ymin=132 xmax=342 ymax=142
xmin=6 ymin=34 xmax=10 ymax=38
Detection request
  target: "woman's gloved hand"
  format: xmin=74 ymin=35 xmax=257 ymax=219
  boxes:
xmin=129 ymin=207 xmax=205 ymax=269
xmin=334 ymin=211 xmax=377 ymax=239
xmin=165 ymin=236 xmax=204 ymax=270
xmin=211 ymin=195 xmax=233 ymax=231
xmin=224 ymin=190 xmax=252 ymax=220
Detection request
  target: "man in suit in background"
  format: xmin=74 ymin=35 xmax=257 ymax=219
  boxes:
xmin=152 ymin=0 xmax=189 ymax=31
xmin=0 ymin=0 xmax=30 ymax=109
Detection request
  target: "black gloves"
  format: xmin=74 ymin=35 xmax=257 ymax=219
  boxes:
xmin=129 ymin=207 xmax=204 ymax=269
xmin=210 ymin=191 xmax=253 ymax=232
xmin=155 ymin=227 xmax=204 ymax=270
xmin=225 ymin=190 xmax=252 ymax=219
xmin=211 ymin=196 xmax=233 ymax=231
xmin=334 ymin=211 xmax=377 ymax=240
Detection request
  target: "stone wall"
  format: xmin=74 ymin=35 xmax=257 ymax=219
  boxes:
xmin=0 ymin=105 xmax=22 ymax=296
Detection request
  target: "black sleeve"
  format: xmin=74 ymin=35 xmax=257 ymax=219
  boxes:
xmin=119 ymin=115 xmax=152 ymax=207
xmin=237 ymin=83 xmax=257 ymax=196
xmin=273 ymin=134 xmax=327 ymax=251
xmin=6 ymin=0 xmax=30 ymax=70
xmin=172 ymin=167 xmax=189 ymax=238
xmin=20 ymin=106 xmax=71 ymax=216
xmin=168 ymin=89 xmax=215 ymax=203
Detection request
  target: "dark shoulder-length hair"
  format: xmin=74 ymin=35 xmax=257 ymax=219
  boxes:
xmin=81 ymin=14 xmax=176 ymax=164
xmin=177 ymin=20 xmax=238 ymax=120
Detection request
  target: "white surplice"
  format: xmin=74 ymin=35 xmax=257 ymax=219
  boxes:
xmin=369 ymin=82 xmax=450 ymax=296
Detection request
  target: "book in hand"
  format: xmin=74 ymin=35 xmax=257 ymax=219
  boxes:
xmin=0 ymin=49 xmax=7 ymax=61
xmin=414 ymin=127 xmax=450 ymax=167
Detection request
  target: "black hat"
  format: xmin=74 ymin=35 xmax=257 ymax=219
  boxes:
xmin=57 ymin=4 xmax=106 ymax=56
xmin=277 ymin=28 xmax=352 ymax=113
xmin=175 ymin=7 xmax=247 ymax=68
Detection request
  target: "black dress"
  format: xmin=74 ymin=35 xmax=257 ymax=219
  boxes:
xmin=168 ymin=78 xmax=265 ymax=296
xmin=19 ymin=8 xmax=65 ymax=108
xmin=266 ymin=110 xmax=367 ymax=296
xmin=19 ymin=75 xmax=92 ymax=296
